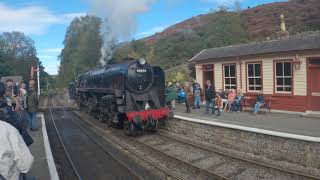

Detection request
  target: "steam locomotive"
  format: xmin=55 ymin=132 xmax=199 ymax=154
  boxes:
xmin=71 ymin=58 xmax=170 ymax=135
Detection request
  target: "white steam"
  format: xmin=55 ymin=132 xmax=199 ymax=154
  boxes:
xmin=87 ymin=0 xmax=155 ymax=66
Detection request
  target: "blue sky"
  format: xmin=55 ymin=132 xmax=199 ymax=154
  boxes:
xmin=0 ymin=0 xmax=286 ymax=75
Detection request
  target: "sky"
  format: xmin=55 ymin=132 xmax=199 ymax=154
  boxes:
xmin=0 ymin=0 xmax=286 ymax=75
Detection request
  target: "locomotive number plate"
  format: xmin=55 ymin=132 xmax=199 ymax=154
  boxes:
xmin=136 ymin=69 xmax=147 ymax=73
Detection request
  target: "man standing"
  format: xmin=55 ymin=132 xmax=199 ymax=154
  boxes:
xmin=205 ymin=80 xmax=216 ymax=114
xmin=27 ymin=80 xmax=38 ymax=131
xmin=183 ymin=82 xmax=192 ymax=113
xmin=165 ymin=82 xmax=177 ymax=111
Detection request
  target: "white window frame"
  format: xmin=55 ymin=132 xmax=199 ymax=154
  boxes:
xmin=275 ymin=61 xmax=292 ymax=93
xmin=247 ymin=63 xmax=262 ymax=92
xmin=223 ymin=64 xmax=237 ymax=90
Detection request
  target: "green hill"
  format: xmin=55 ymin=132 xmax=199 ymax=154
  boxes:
xmin=112 ymin=0 xmax=320 ymax=81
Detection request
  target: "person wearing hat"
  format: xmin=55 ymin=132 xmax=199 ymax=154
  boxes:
xmin=165 ymin=82 xmax=177 ymax=110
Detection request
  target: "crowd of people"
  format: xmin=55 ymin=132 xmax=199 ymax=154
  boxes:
xmin=0 ymin=78 xmax=39 ymax=180
xmin=165 ymin=79 xmax=265 ymax=116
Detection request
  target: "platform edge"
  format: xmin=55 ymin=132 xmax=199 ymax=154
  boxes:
xmin=174 ymin=115 xmax=320 ymax=142
xmin=40 ymin=113 xmax=60 ymax=180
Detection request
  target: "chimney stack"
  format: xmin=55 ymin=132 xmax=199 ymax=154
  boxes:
xmin=278 ymin=13 xmax=290 ymax=39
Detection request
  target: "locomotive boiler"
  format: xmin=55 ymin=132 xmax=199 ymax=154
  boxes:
xmin=74 ymin=58 xmax=170 ymax=135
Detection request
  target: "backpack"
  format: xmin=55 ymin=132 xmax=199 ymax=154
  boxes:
xmin=0 ymin=103 xmax=33 ymax=146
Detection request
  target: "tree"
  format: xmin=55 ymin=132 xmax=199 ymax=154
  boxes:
xmin=0 ymin=32 xmax=36 ymax=61
xmin=0 ymin=32 xmax=38 ymax=81
xmin=58 ymin=16 xmax=103 ymax=87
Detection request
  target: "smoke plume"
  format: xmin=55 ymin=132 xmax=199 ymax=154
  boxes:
xmin=87 ymin=0 xmax=155 ymax=66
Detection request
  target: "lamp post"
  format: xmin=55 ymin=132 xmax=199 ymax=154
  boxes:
xmin=37 ymin=63 xmax=40 ymax=97
xmin=293 ymin=54 xmax=302 ymax=71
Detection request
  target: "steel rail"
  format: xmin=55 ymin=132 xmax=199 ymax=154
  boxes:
xmin=72 ymin=112 xmax=188 ymax=180
xmin=48 ymin=94 xmax=83 ymax=180
xmin=159 ymin=129 xmax=320 ymax=180
xmin=63 ymin=109 xmax=143 ymax=180
xmin=131 ymin=137 xmax=230 ymax=180
xmin=75 ymin=111 xmax=229 ymax=180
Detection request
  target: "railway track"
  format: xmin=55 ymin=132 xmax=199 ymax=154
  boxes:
xmin=158 ymin=130 xmax=320 ymax=180
xmin=46 ymin=94 xmax=82 ymax=180
xmin=46 ymin=94 xmax=141 ymax=180
xmin=73 ymin=111 xmax=320 ymax=180
xmin=69 ymin=111 xmax=226 ymax=180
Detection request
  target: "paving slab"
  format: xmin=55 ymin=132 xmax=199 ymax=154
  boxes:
xmin=27 ymin=113 xmax=56 ymax=180
xmin=174 ymin=104 xmax=320 ymax=137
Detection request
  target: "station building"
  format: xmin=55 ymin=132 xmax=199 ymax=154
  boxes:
xmin=190 ymin=36 xmax=320 ymax=113
xmin=0 ymin=76 xmax=23 ymax=85
xmin=189 ymin=16 xmax=320 ymax=113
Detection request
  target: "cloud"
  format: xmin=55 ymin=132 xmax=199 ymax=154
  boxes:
xmin=42 ymin=60 xmax=59 ymax=75
xmin=38 ymin=55 xmax=54 ymax=59
xmin=40 ymin=48 xmax=63 ymax=53
xmin=136 ymin=25 xmax=169 ymax=38
xmin=0 ymin=3 xmax=84 ymax=35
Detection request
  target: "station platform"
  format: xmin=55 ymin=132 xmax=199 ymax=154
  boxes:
xmin=174 ymin=104 xmax=320 ymax=138
xmin=27 ymin=113 xmax=58 ymax=180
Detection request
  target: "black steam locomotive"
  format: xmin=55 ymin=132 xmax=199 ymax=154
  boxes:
xmin=72 ymin=58 xmax=170 ymax=135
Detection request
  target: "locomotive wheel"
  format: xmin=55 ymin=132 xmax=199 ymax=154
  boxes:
xmin=98 ymin=113 xmax=105 ymax=123
xmin=159 ymin=118 xmax=167 ymax=129
xmin=124 ymin=121 xmax=136 ymax=136
xmin=106 ymin=113 xmax=113 ymax=127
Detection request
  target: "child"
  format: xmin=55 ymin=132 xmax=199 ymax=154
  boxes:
xmin=233 ymin=89 xmax=244 ymax=112
xmin=227 ymin=89 xmax=236 ymax=112
xmin=193 ymin=85 xmax=202 ymax=110
xmin=215 ymin=94 xmax=223 ymax=116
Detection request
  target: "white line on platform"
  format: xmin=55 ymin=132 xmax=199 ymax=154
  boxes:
xmin=174 ymin=115 xmax=320 ymax=142
xmin=40 ymin=113 xmax=60 ymax=180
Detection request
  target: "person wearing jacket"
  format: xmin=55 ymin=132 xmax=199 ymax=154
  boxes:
xmin=0 ymin=121 xmax=34 ymax=180
xmin=0 ymin=82 xmax=33 ymax=147
xmin=253 ymin=91 xmax=265 ymax=115
xmin=165 ymin=82 xmax=178 ymax=110
xmin=204 ymin=80 xmax=216 ymax=114
xmin=27 ymin=80 xmax=38 ymax=131
xmin=214 ymin=94 xmax=223 ymax=116
xmin=183 ymin=82 xmax=192 ymax=113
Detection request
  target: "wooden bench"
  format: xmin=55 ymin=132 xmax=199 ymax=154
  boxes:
xmin=242 ymin=96 xmax=272 ymax=113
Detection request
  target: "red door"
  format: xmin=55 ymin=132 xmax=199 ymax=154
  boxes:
xmin=202 ymin=64 xmax=214 ymax=101
xmin=307 ymin=59 xmax=320 ymax=111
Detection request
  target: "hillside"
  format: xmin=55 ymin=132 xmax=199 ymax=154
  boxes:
xmin=142 ymin=0 xmax=320 ymax=44
xmin=112 ymin=0 xmax=320 ymax=80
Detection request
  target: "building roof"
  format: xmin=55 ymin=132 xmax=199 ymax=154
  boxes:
xmin=190 ymin=36 xmax=320 ymax=62
xmin=1 ymin=76 xmax=23 ymax=84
